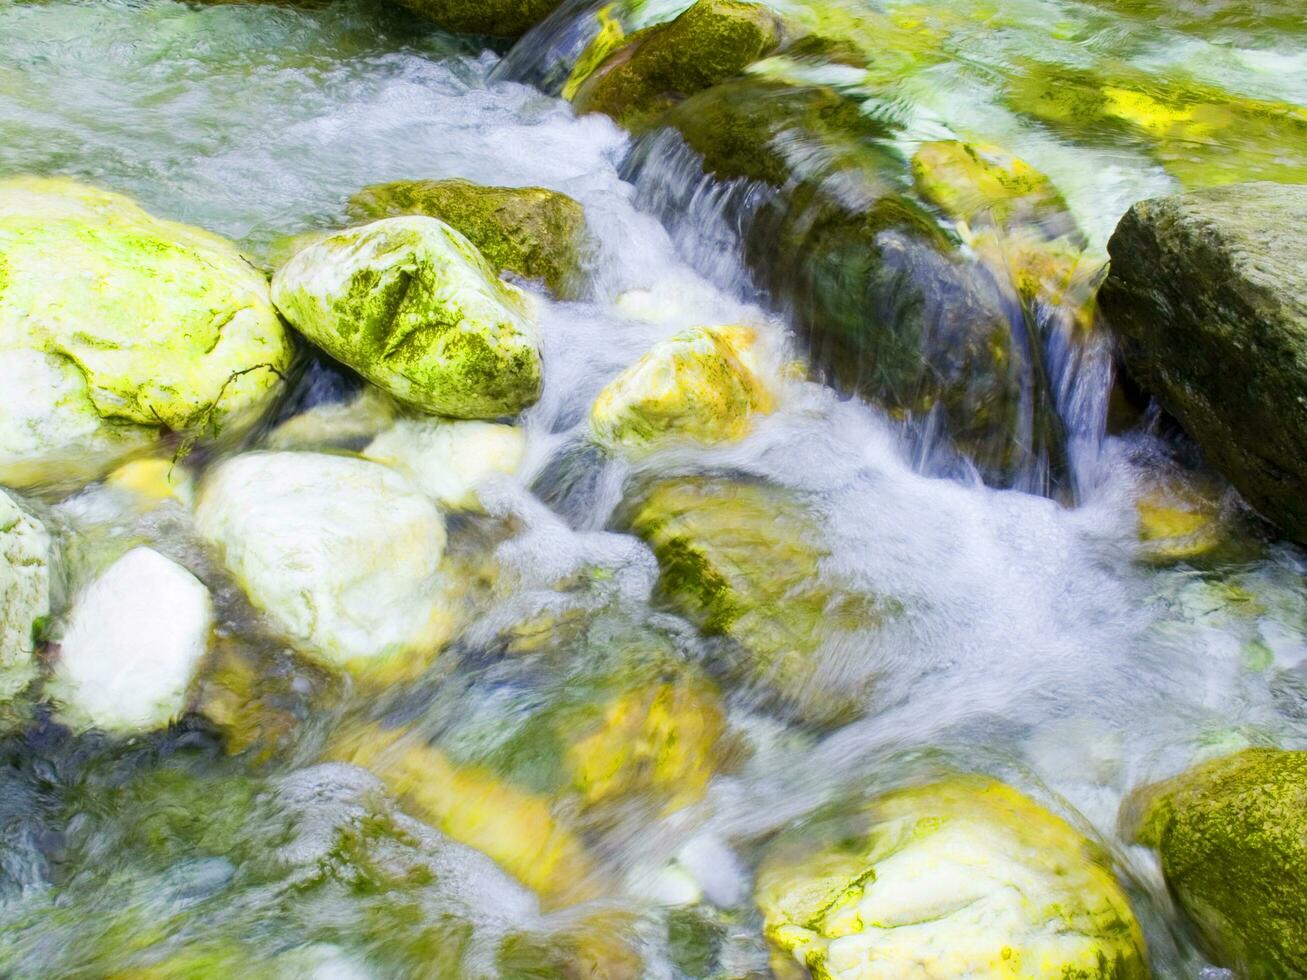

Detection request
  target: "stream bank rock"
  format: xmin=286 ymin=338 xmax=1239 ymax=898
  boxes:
xmin=1125 ymin=747 xmax=1307 ymax=978
xmin=364 ymin=417 xmax=526 ymax=512
xmin=49 ymin=547 xmax=213 ymax=734
xmin=387 ymin=0 xmax=564 ymax=38
xmin=1099 ymin=182 xmax=1307 ymax=542
xmin=0 ymin=177 xmax=292 ymax=489
xmin=271 ymin=217 xmax=543 ymax=420
xmin=0 ymin=490 xmax=50 ymax=702
xmin=348 ymin=180 xmax=589 ymax=298
xmin=194 ymin=451 xmax=455 ymax=678
xmin=758 ymin=776 xmax=1149 ymax=979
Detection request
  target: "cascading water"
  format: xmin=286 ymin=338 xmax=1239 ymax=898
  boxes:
xmin=1 ymin=0 xmax=1305 ymax=977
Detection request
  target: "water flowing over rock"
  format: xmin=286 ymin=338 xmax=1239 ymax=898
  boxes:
xmin=758 ymin=776 xmax=1149 ymax=979
xmin=0 ymin=491 xmax=49 ymax=703
xmin=349 ymin=179 xmax=590 ymax=298
xmin=271 ymin=217 xmax=543 ymax=420
xmin=1126 ymin=748 xmax=1307 ymax=979
xmin=49 ymin=547 xmax=213 ymax=733
xmin=1100 ymin=183 xmax=1307 ymax=542
xmin=194 ymin=451 xmax=454 ymax=676
xmin=0 ymin=177 xmax=291 ymax=489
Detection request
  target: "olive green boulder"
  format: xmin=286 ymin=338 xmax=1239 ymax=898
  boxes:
xmin=387 ymin=0 xmax=564 ymax=38
xmin=759 ymin=776 xmax=1149 ymax=978
xmin=271 ymin=216 xmax=543 ymax=419
xmin=1098 ymin=183 xmax=1307 ymax=542
xmin=571 ymin=0 xmax=783 ymax=131
xmin=1126 ymin=748 xmax=1307 ymax=978
xmin=348 ymin=179 xmax=589 ymax=298
xmin=0 ymin=177 xmax=292 ymax=488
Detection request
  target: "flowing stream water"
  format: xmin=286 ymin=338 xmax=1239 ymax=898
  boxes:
xmin=2 ymin=0 xmax=1307 ymax=976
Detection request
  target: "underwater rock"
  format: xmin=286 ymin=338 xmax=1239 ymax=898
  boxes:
xmin=349 ymin=179 xmax=589 ymax=298
xmin=570 ymin=0 xmax=783 ymax=131
xmin=0 ymin=490 xmax=50 ymax=703
xmin=1126 ymin=747 xmax=1307 ymax=979
xmin=364 ymin=417 xmax=525 ymax=512
xmin=628 ymin=477 xmax=894 ymax=725
xmin=263 ymin=386 xmax=399 ymax=452
xmin=49 ymin=547 xmax=212 ymax=733
xmin=0 ymin=177 xmax=291 ymax=490
xmin=271 ymin=216 xmax=543 ymax=420
xmin=758 ymin=776 xmax=1149 ymax=979
xmin=590 ymin=324 xmax=776 ymax=453
xmin=194 ymin=451 xmax=455 ymax=677
xmin=387 ymin=0 xmax=565 ymax=38
xmin=1099 ymin=183 xmax=1307 ymax=543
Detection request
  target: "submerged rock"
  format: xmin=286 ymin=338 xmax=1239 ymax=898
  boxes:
xmin=0 ymin=178 xmax=292 ymax=489
xmin=194 ymin=451 xmax=455 ymax=677
xmin=757 ymin=776 xmax=1149 ymax=979
xmin=570 ymin=0 xmax=783 ymax=131
xmin=387 ymin=0 xmax=565 ymax=38
xmin=49 ymin=547 xmax=212 ymax=733
xmin=271 ymin=217 xmax=543 ymax=420
xmin=1126 ymin=748 xmax=1307 ymax=978
xmin=0 ymin=490 xmax=50 ymax=703
xmin=348 ymin=179 xmax=589 ymax=298
xmin=364 ymin=417 xmax=526 ymax=512
xmin=628 ymin=478 xmax=894 ymax=724
xmin=1099 ymin=183 xmax=1307 ymax=542
xmin=590 ymin=324 xmax=776 ymax=453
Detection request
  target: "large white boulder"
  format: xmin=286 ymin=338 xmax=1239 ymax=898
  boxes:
xmin=193 ymin=452 xmax=453 ymax=674
xmin=364 ymin=418 xmax=525 ymax=511
xmin=0 ymin=489 xmax=50 ymax=701
xmin=50 ymin=547 xmax=213 ymax=733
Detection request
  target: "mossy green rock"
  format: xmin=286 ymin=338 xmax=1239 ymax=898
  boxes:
xmin=0 ymin=177 xmax=292 ymax=488
xmin=387 ymin=0 xmax=564 ymax=38
xmin=628 ymin=477 xmax=895 ymax=724
xmin=758 ymin=776 xmax=1149 ymax=979
xmin=1127 ymin=748 xmax=1307 ymax=978
xmin=571 ymin=0 xmax=783 ymax=131
xmin=348 ymin=179 xmax=588 ymax=298
xmin=271 ymin=216 xmax=543 ymax=419
xmin=1099 ymin=183 xmax=1307 ymax=542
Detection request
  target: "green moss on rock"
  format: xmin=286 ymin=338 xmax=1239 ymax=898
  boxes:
xmin=571 ymin=0 xmax=783 ymax=131
xmin=1125 ymin=748 xmax=1307 ymax=978
xmin=348 ymin=179 xmax=589 ymax=298
xmin=387 ymin=0 xmax=565 ymax=38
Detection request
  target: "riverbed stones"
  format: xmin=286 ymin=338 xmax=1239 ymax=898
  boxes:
xmin=1099 ymin=183 xmax=1307 ymax=543
xmin=1125 ymin=747 xmax=1307 ymax=978
xmin=271 ymin=216 xmax=543 ymax=420
xmin=0 ymin=177 xmax=292 ymax=489
xmin=758 ymin=776 xmax=1149 ymax=979
xmin=570 ymin=0 xmax=783 ymax=131
xmin=590 ymin=324 xmax=776 ymax=453
xmin=49 ymin=547 xmax=213 ymax=733
xmin=194 ymin=451 xmax=454 ymax=676
xmin=386 ymin=0 xmax=564 ymax=38
xmin=364 ymin=418 xmax=525 ymax=512
xmin=348 ymin=180 xmax=589 ymax=298
xmin=0 ymin=490 xmax=50 ymax=702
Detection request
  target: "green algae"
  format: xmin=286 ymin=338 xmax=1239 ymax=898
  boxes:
xmin=388 ymin=0 xmax=565 ymax=38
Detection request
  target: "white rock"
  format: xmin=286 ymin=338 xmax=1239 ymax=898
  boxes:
xmin=51 ymin=547 xmax=212 ymax=733
xmin=364 ymin=418 xmax=525 ymax=512
xmin=194 ymin=451 xmax=452 ymax=670
xmin=0 ymin=489 xmax=50 ymax=701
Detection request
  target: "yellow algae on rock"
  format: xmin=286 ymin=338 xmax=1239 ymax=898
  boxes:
xmin=590 ymin=324 xmax=776 ymax=452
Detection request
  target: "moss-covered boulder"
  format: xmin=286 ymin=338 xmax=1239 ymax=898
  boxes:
xmin=194 ymin=451 xmax=456 ymax=678
xmin=271 ymin=217 xmax=543 ymax=420
xmin=1126 ymin=748 xmax=1307 ymax=978
xmin=628 ymin=478 xmax=895 ymax=724
xmin=1099 ymin=183 xmax=1307 ymax=542
xmin=386 ymin=0 xmax=564 ymax=38
xmin=348 ymin=179 xmax=589 ymax=298
xmin=0 ymin=490 xmax=49 ymax=703
xmin=571 ymin=0 xmax=783 ymax=131
xmin=0 ymin=177 xmax=292 ymax=489
xmin=758 ymin=776 xmax=1149 ymax=979
xmin=590 ymin=324 xmax=776 ymax=453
